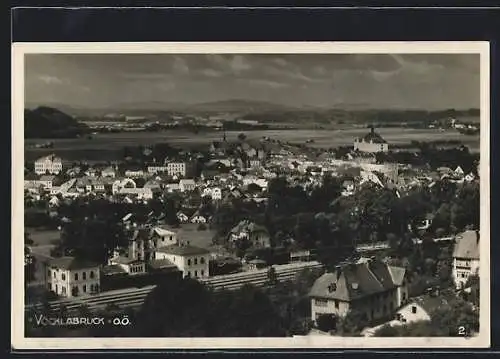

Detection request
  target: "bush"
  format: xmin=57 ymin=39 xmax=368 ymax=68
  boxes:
xmin=316 ymin=314 xmax=337 ymax=332
xmin=197 ymin=223 xmax=207 ymax=231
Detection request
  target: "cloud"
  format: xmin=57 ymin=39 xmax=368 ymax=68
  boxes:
xmin=200 ymin=68 xmax=223 ymax=78
xmin=205 ymin=54 xmax=251 ymax=75
xmin=172 ymin=57 xmax=189 ymax=75
xmin=38 ymin=75 xmax=64 ymax=85
xmin=245 ymin=78 xmax=289 ymax=89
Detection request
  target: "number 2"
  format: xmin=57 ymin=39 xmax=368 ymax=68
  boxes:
xmin=458 ymin=326 xmax=466 ymax=335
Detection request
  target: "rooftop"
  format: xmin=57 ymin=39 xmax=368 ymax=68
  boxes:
xmin=453 ymin=230 xmax=480 ymax=259
xmin=48 ymin=256 xmax=100 ymax=270
xmin=357 ymin=127 xmax=387 ymax=144
xmin=309 ymin=259 xmax=405 ymax=301
xmin=156 ymin=244 xmax=211 ymax=256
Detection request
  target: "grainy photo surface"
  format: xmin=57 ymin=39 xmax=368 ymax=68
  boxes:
xmin=12 ymin=42 xmax=490 ymax=350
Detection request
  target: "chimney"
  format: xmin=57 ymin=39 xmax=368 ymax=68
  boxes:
xmin=335 ymin=265 xmax=342 ymax=280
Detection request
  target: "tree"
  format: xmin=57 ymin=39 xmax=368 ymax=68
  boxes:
xmin=338 ymin=309 xmax=369 ymax=336
xmin=266 ymin=266 xmax=278 ymax=285
xmin=373 ymin=324 xmax=399 ymax=337
xmin=237 ymin=133 xmax=247 ymax=141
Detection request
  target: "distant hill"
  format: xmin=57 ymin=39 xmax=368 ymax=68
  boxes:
xmin=184 ymin=99 xmax=296 ymax=113
xmin=25 ymin=106 xmax=90 ymax=139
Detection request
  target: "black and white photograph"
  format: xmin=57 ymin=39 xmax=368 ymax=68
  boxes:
xmin=12 ymin=42 xmax=490 ymax=349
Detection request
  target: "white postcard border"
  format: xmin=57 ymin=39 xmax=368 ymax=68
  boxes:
xmin=11 ymin=41 xmax=491 ymax=350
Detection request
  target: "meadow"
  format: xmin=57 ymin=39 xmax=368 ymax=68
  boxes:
xmin=24 ymin=128 xmax=480 ymax=163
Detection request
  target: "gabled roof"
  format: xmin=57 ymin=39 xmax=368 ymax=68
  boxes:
xmin=156 ymin=244 xmax=210 ymax=256
xmin=48 ymin=256 xmax=100 ymax=270
xmin=453 ymin=230 xmax=480 ymax=259
xmin=309 ymin=259 xmax=405 ymax=301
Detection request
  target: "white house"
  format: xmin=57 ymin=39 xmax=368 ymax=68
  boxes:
xmin=177 ymin=211 xmax=189 ymax=223
xmin=353 ymin=127 xmax=389 ymax=153
xmin=202 ymin=187 xmax=222 ymax=200
xmin=147 ymin=165 xmax=168 ymax=174
xmin=179 ymin=179 xmax=196 ymax=192
xmin=101 ymin=166 xmax=116 ymax=178
xmin=155 ymin=244 xmax=211 ymax=279
xmin=34 ymin=154 xmax=63 ymax=175
xmin=452 ymin=230 xmax=480 ymax=289
xmin=125 ymin=168 xmax=145 ymax=178
xmin=166 ymin=162 xmax=192 ymax=177
xmin=454 ymin=166 xmax=465 ymax=177
xmin=190 ymin=214 xmax=207 ymax=224
xmin=46 ymin=257 xmax=101 ymax=298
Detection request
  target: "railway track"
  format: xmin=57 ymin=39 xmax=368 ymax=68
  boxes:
xmin=25 ymin=261 xmax=323 ymax=316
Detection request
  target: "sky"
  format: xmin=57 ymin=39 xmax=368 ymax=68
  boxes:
xmin=24 ymin=53 xmax=480 ymax=110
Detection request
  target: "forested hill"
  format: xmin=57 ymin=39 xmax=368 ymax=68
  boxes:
xmin=25 ymin=106 xmax=90 ymax=139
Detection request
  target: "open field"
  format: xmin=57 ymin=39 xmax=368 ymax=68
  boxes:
xmin=24 ymin=128 xmax=480 ymax=162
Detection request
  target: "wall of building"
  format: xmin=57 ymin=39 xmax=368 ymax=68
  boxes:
xmin=354 ymin=141 xmax=389 ymax=153
xmin=453 ymin=258 xmax=480 ymax=289
xmin=155 ymin=252 xmax=210 ymax=279
xmin=47 ymin=266 xmax=100 ymax=298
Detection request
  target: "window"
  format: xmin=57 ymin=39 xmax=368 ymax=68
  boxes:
xmin=75 ymin=273 xmax=79 ymax=281
xmin=328 ymin=283 xmax=337 ymax=292
xmin=315 ymin=298 xmax=328 ymax=307
xmin=200 ymin=257 xmax=205 ymax=264
xmin=48 ymin=283 xmax=52 ymax=290
xmin=83 ymin=272 xmax=87 ymax=280
xmin=61 ymin=273 xmax=66 ymax=280
xmin=335 ymin=300 xmax=339 ymax=309
xmin=90 ymin=271 xmax=95 ymax=279
xmin=411 ymin=306 xmax=417 ymax=314
xmin=201 ymin=270 xmax=205 ymax=276
xmin=186 ymin=271 xmax=191 ymax=278
xmin=53 ymin=272 xmax=56 ymax=278
xmin=48 ymin=269 xmax=51 ymax=277
xmin=402 ymin=292 xmax=406 ymax=301
xmin=195 ymin=270 xmax=198 ymax=277
xmin=55 ymin=284 xmax=58 ymax=293
xmin=194 ymin=258 xmax=198 ymax=265
xmin=187 ymin=259 xmax=191 ymax=266
xmin=83 ymin=285 xmax=86 ymax=293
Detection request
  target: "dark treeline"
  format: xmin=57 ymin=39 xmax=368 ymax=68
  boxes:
xmin=25 ymin=107 xmax=90 ymax=139
xmin=239 ymin=108 xmax=479 ymax=125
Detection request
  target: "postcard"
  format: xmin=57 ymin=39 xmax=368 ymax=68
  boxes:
xmin=12 ymin=41 xmax=490 ymax=350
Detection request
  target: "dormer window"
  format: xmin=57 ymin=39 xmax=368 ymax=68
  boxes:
xmin=328 ymin=283 xmax=337 ymax=292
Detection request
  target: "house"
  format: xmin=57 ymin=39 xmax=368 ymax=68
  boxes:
xmin=166 ymin=182 xmax=180 ymax=192
xmin=155 ymin=244 xmax=211 ymax=279
xmin=394 ymin=294 xmax=453 ymax=326
xmin=465 ymin=172 xmax=476 ymax=182
xmin=309 ymin=259 xmax=408 ymax=324
xmin=151 ymin=226 xmax=178 ymax=247
xmin=125 ymin=167 xmax=145 ymax=178
xmin=229 ymin=220 xmax=271 ymax=248
xmin=101 ymin=166 xmax=116 ymax=178
xmin=147 ymin=165 xmax=168 ymax=174
xmin=190 ymin=214 xmax=207 ymax=224
xmin=353 ymin=127 xmax=389 ymax=153
xmin=39 ymin=175 xmax=57 ymax=189
xmin=452 ymin=230 xmax=480 ymax=289
xmin=34 ymin=154 xmax=63 ymax=175
xmin=84 ymin=168 xmax=98 ymax=177
xmin=108 ymin=255 xmax=146 ymax=276
xmin=454 ymin=166 xmax=465 ymax=177
xmin=177 ymin=211 xmax=189 ymax=223
xmin=342 ymin=179 xmax=355 ymax=196
xmin=179 ymin=179 xmax=196 ymax=192
xmin=202 ymin=187 xmax=222 ymax=200
xmin=416 ymin=213 xmax=434 ymax=231
xmin=48 ymin=196 xmax=60 ymax=207
xmin=45 ymin=256 xmax=101 ymax=298
xmin=166 ymin=161 xmax=194 ymax=177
